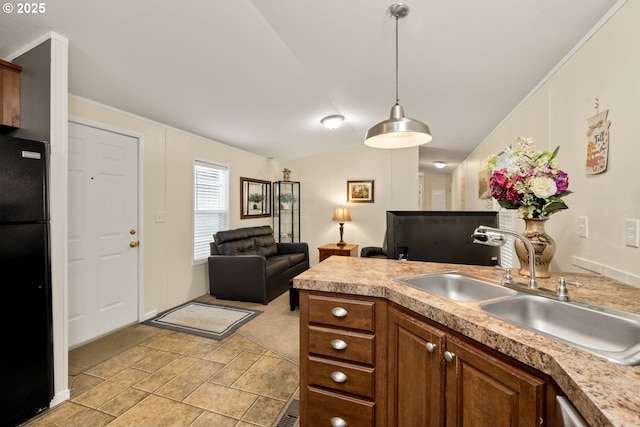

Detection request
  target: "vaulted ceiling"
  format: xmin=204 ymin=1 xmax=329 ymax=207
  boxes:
xmin=0 ymin=0 xmax=619 ymax=171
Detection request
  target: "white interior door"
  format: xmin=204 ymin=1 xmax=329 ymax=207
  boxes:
xmin=431 ymin=189 xmax=446 ymax=210
xmin=68 ymin=122 xmax=139 ymax=348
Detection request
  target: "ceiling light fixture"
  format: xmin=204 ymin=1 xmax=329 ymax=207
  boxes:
xmin=434 ymin=161 xmax=446 ymax=169
xmin=321 ymin=114 xmax=345 ymax=129
xmin=364 ymin=3 xmax=432 ymax=149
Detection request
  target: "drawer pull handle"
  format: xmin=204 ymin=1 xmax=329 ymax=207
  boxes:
xmin=444 ymin=350 xmax=456 ymax=363
xmin=331 ymin=307 xmax=348 ymax=318
xmin=426 ymin=342 xmax=436 ymax=353
xmin=331 ymin=417 xmax=347 ymax=427
xmin=331 ymin=339 xmax=348 ymax=351
xmin=330 ymin=371 xmax=348 ymax=383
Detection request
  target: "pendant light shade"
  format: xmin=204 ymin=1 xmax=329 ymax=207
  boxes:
xmin=365 ymin=3 xmax=432 ymax=149
xmin=365 ymin=104 xmax=432 ymax=148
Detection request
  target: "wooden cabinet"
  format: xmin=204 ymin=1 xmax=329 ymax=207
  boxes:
xmin=300 ymin=291 xmax=387 ymax=427
xmin=388 ymin=304 xmax=547 ymax=427
xmin=300 ymin=291 xmax=554 ymax=427
xmin=387 ymin=306 xmax=446 ymax=427
xmin=444 ymin=335 xmax=545 ymax=427
xmin=318 ymin=243 xmax=359 ymax=261
xmin=0 ymin=59 xmax=22 ymax=128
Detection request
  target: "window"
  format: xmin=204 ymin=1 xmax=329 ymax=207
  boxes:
xmin=193 ymin=160 xmax=228 ymax=263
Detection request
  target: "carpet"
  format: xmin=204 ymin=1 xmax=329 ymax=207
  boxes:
xmin=145 ymin=301 xmax=262 ymax=340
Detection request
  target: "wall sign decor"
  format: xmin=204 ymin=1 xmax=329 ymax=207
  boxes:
xmin=585 ymin=99 xmax=611 ymax=175
xmin=347 ymin=180 xmax=374 ymax=203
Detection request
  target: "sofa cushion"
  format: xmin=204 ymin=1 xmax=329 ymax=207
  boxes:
xmin=254 ymin=234 xmax=278 ymax=257
xmin=249 ymin=225 xmax=275 ymax=237
xmin=214 ymin=228 xmax=251 ymax=244
xmin=288 ymin=252 xmax=307 ymax=267
xmin=217 ymin=238 xmax=257 ymax=255
xmin=265 ymin=256 xmax=290 ymax=278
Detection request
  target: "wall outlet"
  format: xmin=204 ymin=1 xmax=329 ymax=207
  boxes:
xmin=625 ymin=219 xmax=639 ymax=248
xmin=577 ymin=216 xmax=588 ymax=238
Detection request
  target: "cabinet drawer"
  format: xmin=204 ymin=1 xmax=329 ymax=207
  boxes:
xmin=308 ymin=356 xmax=375 ymax=399
xmin=308 ymin=294 xmax=375 ymax=332
xmin=308 ymin=325 xmax=374 ymax=364
xmin=307 ymin=387 xmax=374 ymax=427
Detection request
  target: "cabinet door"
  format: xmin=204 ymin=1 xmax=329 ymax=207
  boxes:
xmin=444 ymin=336 xmax=545 ymax=427
xmin=388 ymin=307 xmax=446 ymax=427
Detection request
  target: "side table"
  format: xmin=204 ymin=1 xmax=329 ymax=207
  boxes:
xmin=318 ymin=243 xmax=359 ymax=262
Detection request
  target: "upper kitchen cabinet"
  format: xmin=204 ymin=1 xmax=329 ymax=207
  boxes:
xmin=0 ymin=59 xmax=22 ymax=128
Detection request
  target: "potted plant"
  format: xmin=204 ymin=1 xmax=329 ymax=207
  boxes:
xmin=248 ymin=193 xmax=264 ymax=209
xmin=279 ymin=193 xmax=295 ymax=209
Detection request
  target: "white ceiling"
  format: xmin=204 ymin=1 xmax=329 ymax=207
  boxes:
xmin=0 ymin=0 xmax=619 ymax=171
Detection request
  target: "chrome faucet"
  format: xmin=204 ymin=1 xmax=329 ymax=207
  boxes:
xmin=472 ymin=225 xmax=538 ymax=289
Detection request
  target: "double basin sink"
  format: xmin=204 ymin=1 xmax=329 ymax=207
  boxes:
xmin=394 ymin=272 xmax=640 ymax=365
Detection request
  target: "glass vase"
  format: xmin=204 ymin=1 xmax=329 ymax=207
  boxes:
xmin=514 ymin=218 xmax=556 ymax=278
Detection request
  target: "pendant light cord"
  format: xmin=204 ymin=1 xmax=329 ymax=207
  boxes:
xmin=395 ymin=14 xmax=400 ymax=105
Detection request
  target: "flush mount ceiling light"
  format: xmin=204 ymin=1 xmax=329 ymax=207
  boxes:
xmin=433 ymin=161 xmax=446 ymax=169
xmin=364 ymin=3 xmax=432 ymax=149
xmin=321 ymin=114 xmax=345 ymax=129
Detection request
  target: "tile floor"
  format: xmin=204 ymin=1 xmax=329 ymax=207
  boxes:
xmin=23 ymin=326 xmax=299 ymax=427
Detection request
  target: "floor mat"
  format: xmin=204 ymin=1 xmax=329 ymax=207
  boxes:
xmin=145 ymin=301 xmax=262 ymax=340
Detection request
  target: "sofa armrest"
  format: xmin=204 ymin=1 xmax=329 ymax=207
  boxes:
xmin=208 ymin=255 xmax=268 ymax=303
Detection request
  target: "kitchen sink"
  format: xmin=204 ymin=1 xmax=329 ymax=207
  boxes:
xmin=394 ymin=272 xmax=517 ymax=302
xmin=480 ymin=294 xmax=640 ymax=365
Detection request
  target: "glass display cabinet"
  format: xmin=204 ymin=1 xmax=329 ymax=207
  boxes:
xmin=273 ymin=181 xmax=300 ymax=242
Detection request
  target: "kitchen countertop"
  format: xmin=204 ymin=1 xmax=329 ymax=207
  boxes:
xmin=293 ymin=256 xmax=640 ymax=427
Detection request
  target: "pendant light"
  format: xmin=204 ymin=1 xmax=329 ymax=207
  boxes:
xmin=365 ymin=3 xmax=432 ymax=149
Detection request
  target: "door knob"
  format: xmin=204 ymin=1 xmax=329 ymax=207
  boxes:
xmin=129 ymin=241 xmax=140 ymax=248
xmin=444 ymin=351 xmax=456 ymax=363
xmin=426 ymin=342 xmax=436 ymax=353
xmin=130 ymin=228 xmax=137 ymax=235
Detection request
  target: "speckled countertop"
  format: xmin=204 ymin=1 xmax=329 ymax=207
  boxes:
xmin=293 ymin=256 xmax=640 ymax=427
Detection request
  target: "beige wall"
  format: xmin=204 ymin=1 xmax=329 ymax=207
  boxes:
xmin=421 ymin=172 xmax=451 ymax=210
xmin=454 ymin=0 xmax=640 ymax=285
xmin=286 ymin=144 xmax=419 ymax=265
xmin=69 ymin=97 xmax=280 ymax=315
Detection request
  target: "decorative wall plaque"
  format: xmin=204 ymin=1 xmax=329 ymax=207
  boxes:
xmin=585 ymin=108 xmax=611 ymax=175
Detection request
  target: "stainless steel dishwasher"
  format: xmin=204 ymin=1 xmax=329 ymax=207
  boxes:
xmin=556 ymin=396 xmax=589 ymax=427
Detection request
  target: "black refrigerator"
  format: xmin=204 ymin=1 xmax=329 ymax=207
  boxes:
xmin=0 ymin=135 xmax=53 ymax=427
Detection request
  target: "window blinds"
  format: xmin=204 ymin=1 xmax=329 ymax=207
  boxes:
xmin=193 ymin=160 xmax=228 ymax=262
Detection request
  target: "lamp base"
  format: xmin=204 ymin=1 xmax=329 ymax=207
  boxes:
xmin=337 ymin=223 xmax=346 ymax=247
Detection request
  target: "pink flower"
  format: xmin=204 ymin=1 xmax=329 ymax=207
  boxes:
xmin=555 ymin=170 xmax=569 ymax=194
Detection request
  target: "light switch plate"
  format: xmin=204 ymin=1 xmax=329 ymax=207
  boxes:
xmin=155 ymin=211 xmax=166 ymax=223
xmin=625 ymin=219 xmax=639 ymax=248
xmin=577 ymin=216 xmax=588 ymax=238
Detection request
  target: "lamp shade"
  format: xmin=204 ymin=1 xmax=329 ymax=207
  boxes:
xmin=332 ymin=207 xmax=352 ymax=222
xmin=365 ymin=104 xmax=432 ymax=149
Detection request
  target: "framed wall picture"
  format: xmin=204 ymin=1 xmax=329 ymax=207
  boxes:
xmin=240 ymin=177 xmax=271 ymax=219
xmin=347 ymin=180 xmax=374 ymax=203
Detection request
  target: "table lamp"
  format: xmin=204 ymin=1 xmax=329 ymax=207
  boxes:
xmin=332 ymin=207 xmax=352 ymax=246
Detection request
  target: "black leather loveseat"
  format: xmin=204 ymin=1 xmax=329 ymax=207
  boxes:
xmin=208 ymin=225 xmax=309 ymax=304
